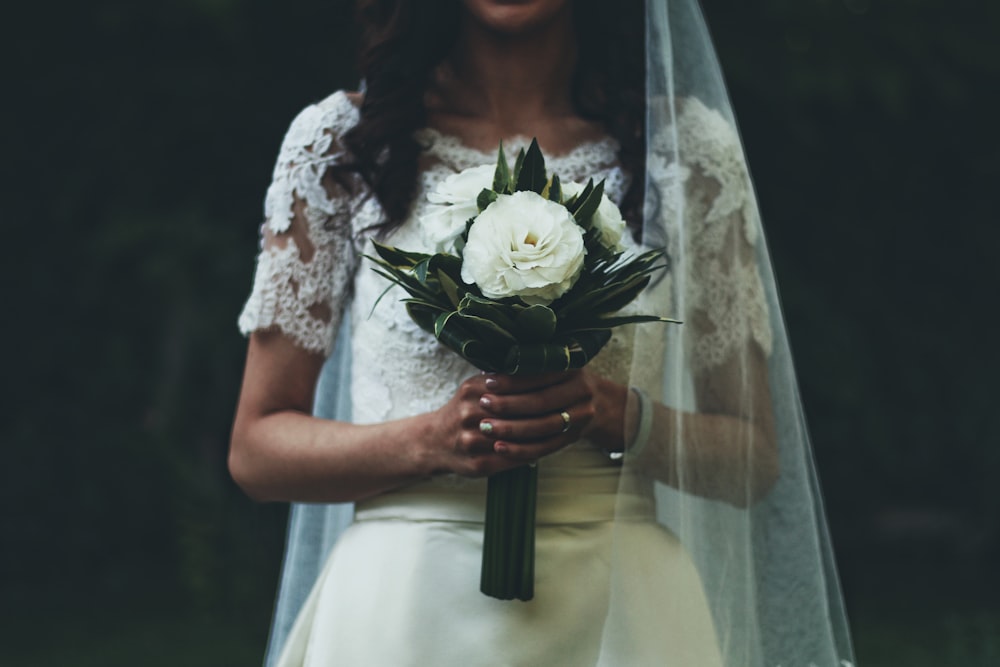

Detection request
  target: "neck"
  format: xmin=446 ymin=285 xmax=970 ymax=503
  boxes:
xmin=441 ymin=7 xmax=578 ymax=128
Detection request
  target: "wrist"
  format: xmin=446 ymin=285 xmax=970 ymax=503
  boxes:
xmin=624 ymin=387 xmax=653 ymax=459
xmin=587 ymin=374 xmax=628 ymax=452
xmin=408 ymin=411 xmax=447 ymax=478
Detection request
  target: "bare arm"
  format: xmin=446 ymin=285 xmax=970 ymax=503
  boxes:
xmin=228 ymin=331 xmax=601 ymax=503
xmin=635 ymin=344 xmax=779 ymax=508
xmin=230 ymin=330 xmax=434 ymax=503
xmin=478 ymin=356 xmax=777 ymax=508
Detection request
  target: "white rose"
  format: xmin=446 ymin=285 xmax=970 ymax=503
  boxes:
xmin=461 ymin=191 xmax=585 ymax=305
xmin=420 ymin=164 xmax=495 ymax=252
xmin=561 ymin=181 xmax=627 ymax=251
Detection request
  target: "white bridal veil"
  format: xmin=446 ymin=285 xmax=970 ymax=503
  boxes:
xmin=260 ymin=1 xmax=855 ymax=665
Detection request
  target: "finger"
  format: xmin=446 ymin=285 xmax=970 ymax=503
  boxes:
xmin=480 ymin=378 xmax=590 ymax=418
xmin=478 ymin=411 xmax=571 ymax=443
xmin=488 ymin=402 xmax=595 ymax=460
xmin=457 ymin=426 xmax=508 ymax=456
xmin=481 ymin=371 xmax=573 ymax=395
xmin=491 ymin=433 xmax=576 ymax=462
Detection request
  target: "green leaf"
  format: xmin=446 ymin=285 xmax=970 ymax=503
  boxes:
xmin=413 ymin=257 xmax=431 ymax=283
xmin=458 ymin=294 xmax=520 ymax=333
xmin=582 ymin=228 xmax=617 ymax=266
xmin=401 ymin=297 xmax=450 ymax=313
xmin=572 ymin=179 xmax=606 ymax=228
xmin=504 ymin=343 xmax=572 ymax=374
xmin=429 ymin=252 xmax=464 ymax=279
xmin=557 ymin=274 xmax=652 ymax=321
xmin=587 ymin=314 xmax=681 ymax=329
xmin=565 ymin=330 xmax=613 ymax=367
xmin=546 ymin=173 xmax=562 ymax=203
xmin=370 ymin=241 xmax=430 ymax=269
xmin=477 ymin=188 xmax=498 ymax=212
xmin=565 ymin=179 xmax=594 ymax=216
xmin=514 ymin=304 xmax=557 ymax=342
xmin=428 ymin=253 xmax=466 ymax=306
xmin=493 ymin=142 xmax=512 ymax=194
xmin=368 ymin=266 xmax=440 ymax=305
xmin=433 ymin=311 xmax=500 ymax=371
xmin=514 ymin=139 xmax=547 ymax=194
xmin=455 ymin=312 xmax=518 ymax=346
xmin=512 ymin=148 xmax=526 ymax=186
xmin=502 ymin=330 xmax=612 ymax=373
xmin=367 ymin=282 xmax=396 ymax=319
xmin=405 ymin=301 xmax=442 ymax=335
xmin=461 ymin=216 xmax=475 ymax=245
xmin=604 ymin=248 xmax=668 ymax=280
xmin=437 ymin=269 xmax=463 ymax=308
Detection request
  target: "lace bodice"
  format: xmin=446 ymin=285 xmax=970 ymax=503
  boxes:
xmin=237 ymin=90 xmax=772 ymax=422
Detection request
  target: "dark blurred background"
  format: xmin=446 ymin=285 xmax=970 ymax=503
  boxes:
xmin=3 ymin=1 xmax=998 ymax=665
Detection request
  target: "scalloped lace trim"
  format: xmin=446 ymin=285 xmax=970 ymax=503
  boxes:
xmin=238 ymin=91 xmax=368 ymax=354
xmin=238 ymin=236 xmax=343 ymax=355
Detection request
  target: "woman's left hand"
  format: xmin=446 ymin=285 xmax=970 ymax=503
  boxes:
xmin=477 ymin=370 xmax=627 ymax=463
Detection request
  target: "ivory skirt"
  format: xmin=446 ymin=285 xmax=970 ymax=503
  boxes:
xmin=276 ymin=446 xmax=722 ymax=667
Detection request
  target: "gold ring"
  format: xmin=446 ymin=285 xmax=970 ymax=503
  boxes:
xmin=559 ymin=411 xmax=571 ymax=433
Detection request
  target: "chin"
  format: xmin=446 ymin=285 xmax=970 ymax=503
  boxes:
xmin=460 ymin=0 xmax=571 ymax=35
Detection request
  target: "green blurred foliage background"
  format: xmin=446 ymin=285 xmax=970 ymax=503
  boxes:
xmin=3 ymin=0 xmax=998 ymax=664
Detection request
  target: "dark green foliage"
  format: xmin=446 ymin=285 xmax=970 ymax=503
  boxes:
xmin=481 ymin=465 xmax=537 ymax=601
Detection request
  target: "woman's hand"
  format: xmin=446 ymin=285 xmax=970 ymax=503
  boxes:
xmin=429 ymin=370 xmax=628 ymax=476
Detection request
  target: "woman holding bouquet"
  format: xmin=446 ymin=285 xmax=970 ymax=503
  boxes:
xmin=230 ymin=0 xmax=854 ymax=665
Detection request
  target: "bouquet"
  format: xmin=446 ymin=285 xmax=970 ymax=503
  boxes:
xmin=368 ymin=139 xmax=677 ymax=601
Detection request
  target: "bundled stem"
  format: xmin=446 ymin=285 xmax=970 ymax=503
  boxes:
xmin=480 ymin=464 xmax=538 ymax=601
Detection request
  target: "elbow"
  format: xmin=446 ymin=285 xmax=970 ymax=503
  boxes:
xmin=727 ymin=431 xmax=780 ymax=509
xmin=747 ymin=443 xmax=780 ymax=506
xmin=228 ymin=428 xmax=273 ymax=503
xmin=735 ymin=437 xmax=781 ymax=509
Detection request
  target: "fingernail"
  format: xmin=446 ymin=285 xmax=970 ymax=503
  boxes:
xmin=479 ymin=396 xmax=492 ymax=408
xmin=493 ymin=442 xmax=507 ymax=454
xmin=484 ymin=377 xmax=499 ymax=390
xmin=479 ymin=421 xmax=494 ymax=435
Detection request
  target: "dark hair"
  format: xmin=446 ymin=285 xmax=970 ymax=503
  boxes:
xmin=335 ymin=0 xmax=646 ymax=235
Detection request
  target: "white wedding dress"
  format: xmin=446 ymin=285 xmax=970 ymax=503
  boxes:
xmin=238 ymin=90 xmax=770 ymax=666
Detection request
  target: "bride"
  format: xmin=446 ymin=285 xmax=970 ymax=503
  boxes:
xmin=231 ymin=0 xmax=855 ymax=665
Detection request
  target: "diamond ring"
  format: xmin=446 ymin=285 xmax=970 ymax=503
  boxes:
xmin=559 ymin=411 xmax=571 ymax=433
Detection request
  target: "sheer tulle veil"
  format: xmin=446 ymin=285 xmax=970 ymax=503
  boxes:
xmin=262 ymin=1 xmax=855 ymax=665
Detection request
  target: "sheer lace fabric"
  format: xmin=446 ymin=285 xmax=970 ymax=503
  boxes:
xmin=237 ymin=95 xmax=374 ymax=355
xmin=648 ymin=98 xmax=773 ymax=374
xmin=238 ymin=91 xmax=771 ymax=381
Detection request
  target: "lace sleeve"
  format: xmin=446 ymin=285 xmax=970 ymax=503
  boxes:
xmin=237 ymin=93 xmax=362 ymax=356
xmin=676 ymin=98 xmax=773 ymax=373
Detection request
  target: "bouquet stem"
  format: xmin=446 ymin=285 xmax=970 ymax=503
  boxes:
xmin=480 ymin=464 xmax=538 ymax=601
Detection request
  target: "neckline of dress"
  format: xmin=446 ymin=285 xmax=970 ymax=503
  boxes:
xmin=326 ymin=90 xmax=619 ymax=166
xmin=414 ymin=126 xmax=620 ymax=166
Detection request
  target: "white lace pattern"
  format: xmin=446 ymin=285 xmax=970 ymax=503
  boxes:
xmin=238 ymin=91 xmax=772 ymax=410
xmin=652 ymin=98 xmax=774 ymax=371
xmin=238 ymin=93 xmax=379 ymax=355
